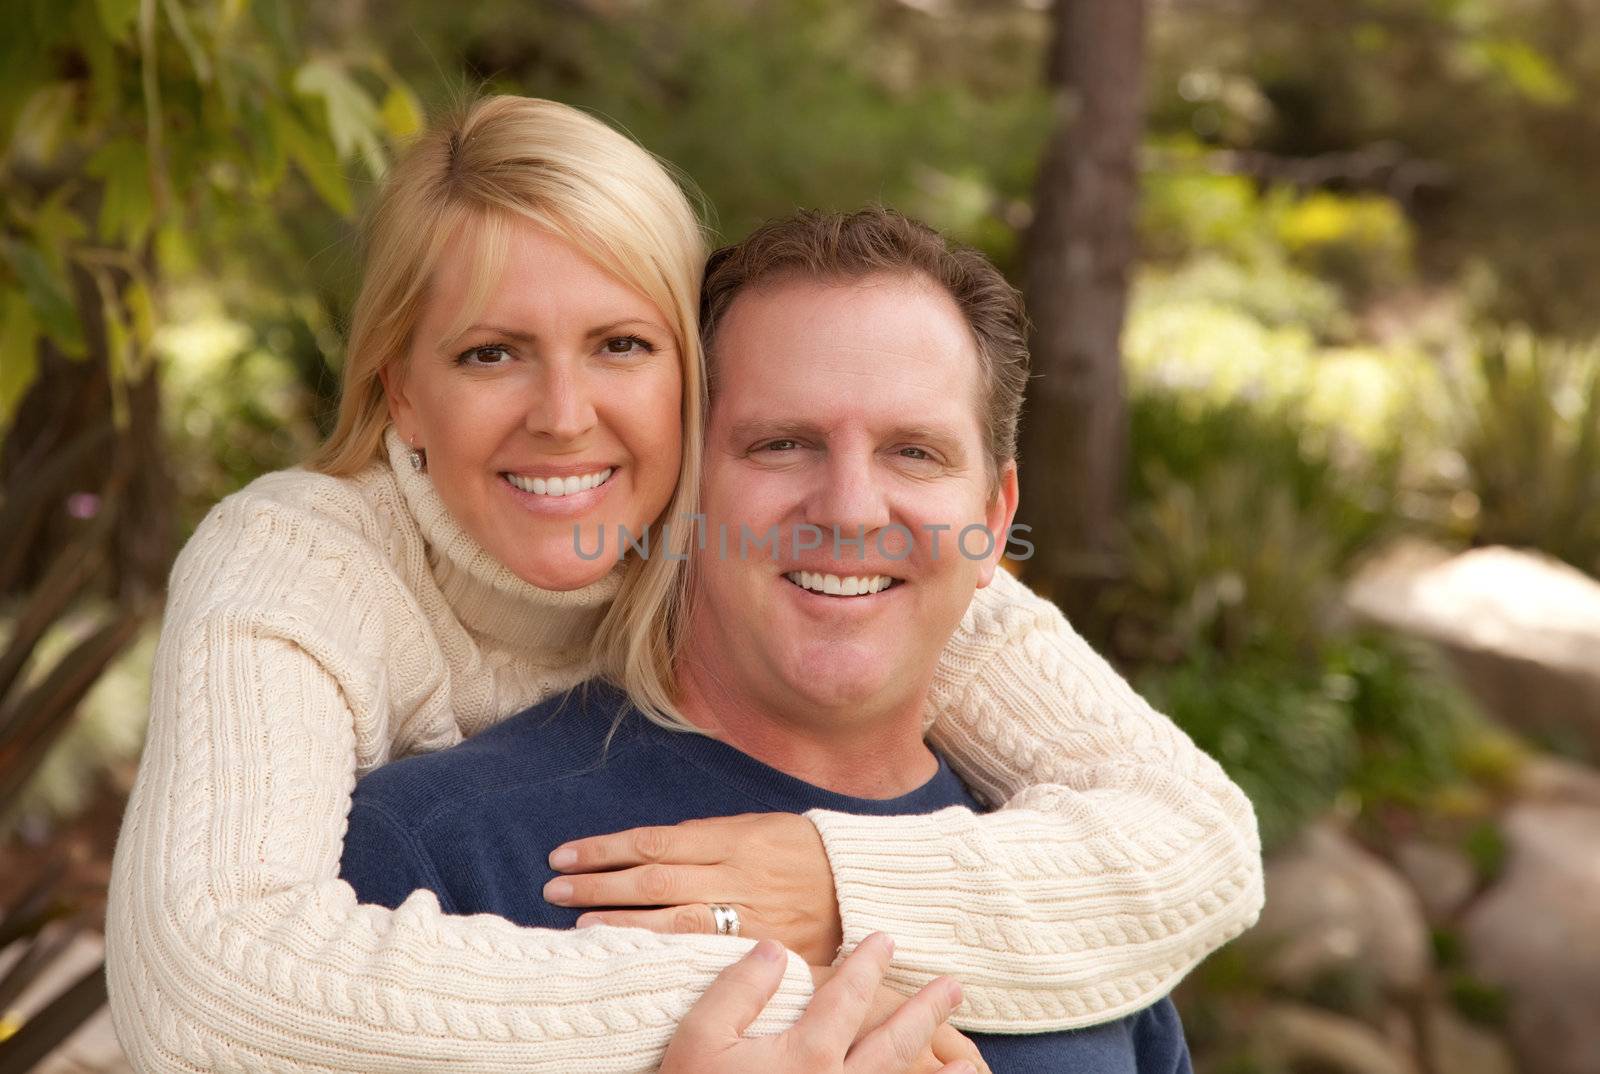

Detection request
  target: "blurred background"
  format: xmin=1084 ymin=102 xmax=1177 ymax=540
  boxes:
xmin=2 ymin=0 xmax=1598 ymax=1071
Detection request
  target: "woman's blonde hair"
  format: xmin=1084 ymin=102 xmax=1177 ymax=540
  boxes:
xmin=308 ymin=95 xmax=705 ymax=728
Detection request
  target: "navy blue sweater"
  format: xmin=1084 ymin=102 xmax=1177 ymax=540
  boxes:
xmin=339 ymin=681 xmax=1191 ymax=1074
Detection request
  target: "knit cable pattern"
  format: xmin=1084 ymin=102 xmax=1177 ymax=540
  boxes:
xmin=107 ymin=449 xmax=1262 ymax=1069
xmin=809 ymin=569 xmax=1264 ymax=1032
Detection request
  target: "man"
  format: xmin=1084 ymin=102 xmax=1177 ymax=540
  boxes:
xmin=340 ymin=209 xmax=1191 ymax=1073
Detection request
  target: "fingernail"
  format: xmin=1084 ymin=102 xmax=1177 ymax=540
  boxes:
xmin=543 ymin=879 xmax=572 ymax=903
xmin=549 ymin=847 xmax=578 ymax=869
xmin=945 ymin=979 xmax=964 ymax=1008
xmin=575 ymin=914 xmax=596 ymax=928
xmin=869 ymin=932 xmax=893 ymax=957
xmin=753 ymin=939 xmax=782 ymax=962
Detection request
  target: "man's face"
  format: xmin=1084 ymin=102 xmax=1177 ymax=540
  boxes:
xmin=688 ymin=272 xmax=1019 ymax=730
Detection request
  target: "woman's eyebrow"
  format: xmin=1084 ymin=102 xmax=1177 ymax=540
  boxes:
xmin=583 ymin=319 xmax=668 ymax=340
xmin=443 ymin=320 xmax=668 ymax=347
xmin=450 ymin=323 xmax=537 ymax=344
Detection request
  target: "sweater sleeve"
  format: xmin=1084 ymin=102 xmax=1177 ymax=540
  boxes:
xmin=805 ymin=569 xmax=1264 ymax=1033
xmin=105 ymin=503 xmax=813 ymax=1074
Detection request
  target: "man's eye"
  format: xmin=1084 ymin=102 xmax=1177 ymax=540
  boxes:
xmin=603 ymin=335 xmax=654 ymax=356
xmin=898 ymin=446 xmax=933 ymax=460
xmin=760 ymin=439 xmax=800 ymax=452
xmin=456 ymin=344 xmax=512 ymax=366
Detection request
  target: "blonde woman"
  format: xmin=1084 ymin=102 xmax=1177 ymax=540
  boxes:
xmin=106 ymin=96 xmax=1262 ymax=1073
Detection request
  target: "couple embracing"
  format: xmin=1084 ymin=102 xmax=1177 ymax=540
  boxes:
xmin=107 ymin=96 xmax=1263 ymax=1073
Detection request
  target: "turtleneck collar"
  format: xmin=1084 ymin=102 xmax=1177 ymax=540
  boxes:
xmin=385 ymin=426 xmax=622 ymax=655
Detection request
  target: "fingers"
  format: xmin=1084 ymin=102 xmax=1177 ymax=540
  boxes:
xmin=575 ymin=904 xmax=721 ymax=935
xmin=676 ymin=939 xmax=789 ymax=1044
xmin=931 ymin=1023 xmax=991 ymax=1074
xmin=792 ymin=932 xmax=896 ymax=1056
xmin=549 ymin=819 xmax=728 ymax=872
xmin=543 ymin=862 xmax=724 ymax=907
xmin=845 ymin=976 xmax=966 ymax=1074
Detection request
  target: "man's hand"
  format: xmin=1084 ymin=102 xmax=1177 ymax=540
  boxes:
xmin=660 ymin=934 xmax=978 ymax=1074
xmin=544 ymin=813 xmax=844 ymax=964
xmin=809 ymin=964 xmax=993 ymax=1074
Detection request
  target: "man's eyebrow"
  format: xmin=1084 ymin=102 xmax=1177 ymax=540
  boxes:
xmin=724 ymin=418 xmax=970 ymax=457
xmin=725 ymin=418 xmax=831 ymax=444
xmin=889 ymin=425 xmax=969 ymax=460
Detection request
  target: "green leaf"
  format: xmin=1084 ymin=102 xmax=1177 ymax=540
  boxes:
xmin=94 ymin=0 xmax=139 ymax=41
xmin=76 ymin=2 xmax=123 ymax=121
xmin=380 ymin=86 xmax=423 ymax=141
xmin=161 ymin=0 xmax=212 ymax=84
xmin=0 ymin=290 xmax=41 ymax=426
xmin=0 ymin=238 xmax=85 ymax=356
xmin=268 ymin=100 xmax=353 ymax=216
xmin=86 ymin=138 xmax=154 ymax=245
xmin=294 ymin=58 xmax=387 ymax=178
xmin=33 ymin=189 xmax=89 ymax=278
xmin=7 ymin=83 xmax=78 ymax=166
xmin=1468 ymin=38 xmax=1576 ymax=107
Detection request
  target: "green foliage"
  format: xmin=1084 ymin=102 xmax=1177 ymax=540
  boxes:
xmin=1448 ymin=973 xmax=1509 ymax=1027
xmin=1330 ymin=634 xmax=1482 ymax=810
xmin=1138 ymin=633 xmax=1484 ymax=853
xmin=1138 ymin=650 xmax=1356 ymax=852
xmin=1451 ymin=327 xmax=1600 ymax=575
xmin=0 ymin=0 xmax=410 ymax=432
xmin=385 ymin=0 xmax=1051 ymax=264
xmin=1271 ymin=192 xmax=1413 ymax=303
xmin=1462 ymin=820 xmax=1508 ymax=884
xmin=1116 ymin=388 xmax=1399 ymax=663
xmin=1140 ymin=147 xmax=1415 ymax=314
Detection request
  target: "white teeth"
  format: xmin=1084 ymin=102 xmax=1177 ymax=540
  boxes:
xmin=505 ymin=468 xmax=613 ymax=496
xmin=784 ymin=572 xmax=895 ymax=597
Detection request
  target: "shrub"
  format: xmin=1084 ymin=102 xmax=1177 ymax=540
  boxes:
xmin=1451 ymin=327 xmax=1600 ymax=575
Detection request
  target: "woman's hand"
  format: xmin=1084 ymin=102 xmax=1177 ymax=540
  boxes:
xmin=545 ymin=813 xmax=844 ymax=964
xmin=660 ymin=934 xmax=976 ymax=1074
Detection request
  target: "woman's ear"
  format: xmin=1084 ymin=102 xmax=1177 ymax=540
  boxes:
xmin=378 ymin=362 xmax=419 ymax=447
xmin=975 ymin=460 xmax=1020 ymax=589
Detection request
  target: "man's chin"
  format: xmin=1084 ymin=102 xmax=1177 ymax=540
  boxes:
xmin=780 ymin=650 xmax=902 ymax=711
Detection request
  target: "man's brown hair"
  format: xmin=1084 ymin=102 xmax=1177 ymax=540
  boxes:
xmin=699 ymin=208 xmax=1029 ymax=470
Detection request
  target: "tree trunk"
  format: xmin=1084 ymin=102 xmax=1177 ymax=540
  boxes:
xmin=1019 ymin=0 xmax=1147 ymax=634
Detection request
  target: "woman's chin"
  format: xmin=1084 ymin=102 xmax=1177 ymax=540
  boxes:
xmin=508 ymin=552 xmax=622 ymax=593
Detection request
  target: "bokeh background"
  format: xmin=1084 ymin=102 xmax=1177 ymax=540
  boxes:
xmin=2 ymin=1 xmax=1599 ymax=1072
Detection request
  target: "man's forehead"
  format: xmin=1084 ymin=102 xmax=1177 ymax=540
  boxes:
xmin=710 ymin=274 xmax=983 ymax=423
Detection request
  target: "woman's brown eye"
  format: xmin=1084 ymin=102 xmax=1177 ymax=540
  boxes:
xmin=604 ymin=335 xmax=655 ymax=356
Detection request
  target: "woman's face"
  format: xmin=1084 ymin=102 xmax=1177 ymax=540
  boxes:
xmin=384 ymin=217 xmax=683 ymax=591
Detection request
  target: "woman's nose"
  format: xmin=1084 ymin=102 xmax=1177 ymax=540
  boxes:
xmin=526 ymin=363 xmax=597 ymax=442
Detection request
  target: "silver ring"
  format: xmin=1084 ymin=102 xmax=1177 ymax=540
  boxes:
xmin=710 ymin=904 xmax=741 ymax=937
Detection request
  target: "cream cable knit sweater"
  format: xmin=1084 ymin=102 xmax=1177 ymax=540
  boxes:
xmin=106 ymin=429 xmax=1262 ymax=1073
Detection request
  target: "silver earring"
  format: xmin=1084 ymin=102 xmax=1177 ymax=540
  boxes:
xmin=408 ymin=449 xmax=426 ymax=472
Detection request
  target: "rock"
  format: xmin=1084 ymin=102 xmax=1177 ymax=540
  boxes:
xmin=1394 ymin=838 xmax=1477 ymax=922
xmin=1426 ymin=1004 xmax=1517 ymax=1074
xmin=1517 ymin=754 xmax=1600 ymax=810
xmin=1252 ymin=1002 xmax=1420 ymax=1074
xmin=1463 ymin=802 xmax=1600 ymax=1074
xmin=1346 ymin=541 xmax=1600 ymax=759
xmin=1245 ymin=821 xmax=1431 ymax=995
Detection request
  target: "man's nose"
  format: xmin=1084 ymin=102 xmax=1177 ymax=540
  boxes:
xmin=525 ymin=360 xmax=597 ymax=442
xmin=806 ymin=451 xmax=891 ymax=555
